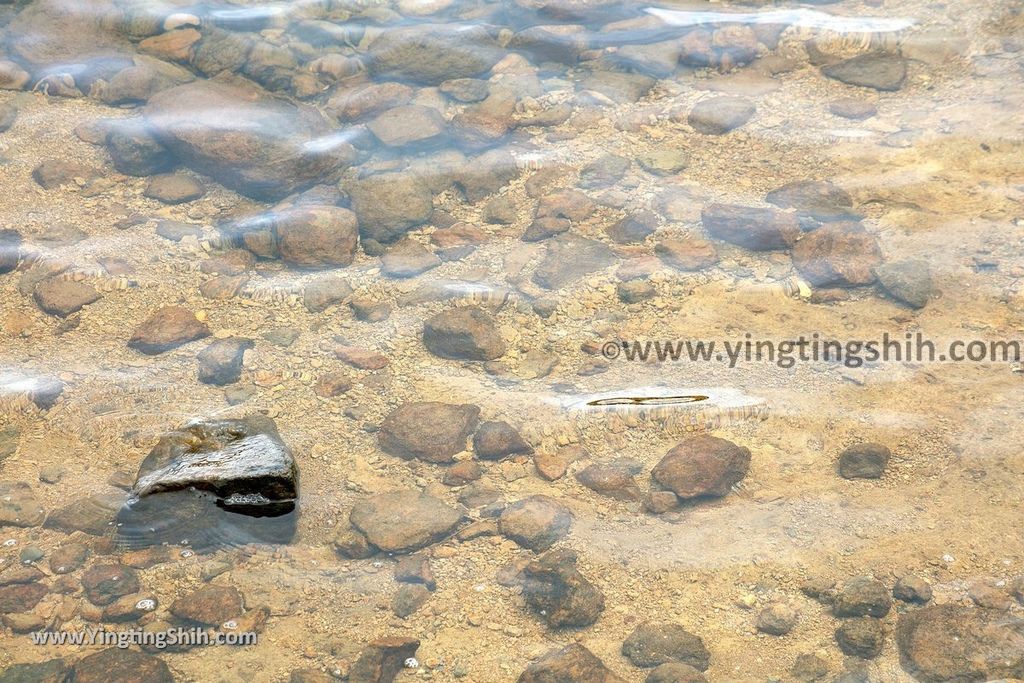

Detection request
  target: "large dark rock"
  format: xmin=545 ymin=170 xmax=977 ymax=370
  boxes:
xmin=518 ymin=644 xmax=623 ymax=683
xmin=116 ymin=416 xmax=299 ymax=550
xmin=197 ymin=337 xmax=253 ymax=386
xmin=367 ymin=24 xmax=503 ymax=85
xmin=838 ymin=443 xmax=891 ymax=479
xmin=145 ymin=79 xmax=347 ymax=201
xmin=521 ymin=549 xmax=605 ymax=628
xmin=897 ymin=605 xmax=1024 ymax=681
xmin=0 ymin=229 xmax=21 ymax=274
xmin=0 ymin=658 xmax=69 ymax=683
xmin=71 ymin=648 xmax=174 ymax=683
xmin=622 ymin=622 xmax=710 ymax=670
xmin=378 ymin=402 xmax=480 ymax=463
xmin=349 ymin=637 xmax=420 ymax=683
xmin=349 ymin=491 xmax=462 ymax=553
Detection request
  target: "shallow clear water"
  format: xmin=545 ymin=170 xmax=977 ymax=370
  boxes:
xmin=1 ymin=0 xmax=1023 ymax=681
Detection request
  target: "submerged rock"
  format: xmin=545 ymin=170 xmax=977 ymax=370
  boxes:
xmin=688 ymin=96 xmax=755 ymax=135
xmin=128 ymin=306 xmax=210 ymax=354
xmin=0 ymin=481 xmax=45 ymax=528
xmin=651 ymin=435 xmax=751 ymax=500
xmin=533 ymin=235 xmax=616 ymax=290
xmin=897 ymin=605 xmax=1024 ymax=681
xmin=518 ymin=643 xmax=623 ymax=683
xmin=521 ymin=549 xmax=605 ymax=628
xmin=349 ymin=491 xmax=462 ymax=553
xmin=823 ymin=54 xmax=908 ymax=91
xmin=792 ymin=222 xmax=882 ymax=287
xmin=875 ymin=259 xmax=932 ymax=309
xmin=379 ymin=402 xmax=480 ymax=463
xmin=702 ymin=204 xmax=800 ymax=251
xmin=423 ymin=306 xmax=506 ymax=361
xmin=766 ymin=180 xmax=856 ymax=224
xmin=116 ymin=416 xmax=299 ymax=550
xmin=145 ymin=79 xmax=346 ymax=200
xmin=367 ymin=24 xmax=503 ymax=85
xmin=622 ymin=622 xmax=711 ymax=670
xmin=499 ymin=495 xmax=573 ymax=550
xmin=71 ymin=648 xmax=174 ymax=683
xmin=349 ymin=637 xmax=420 ymax=683
xmin=838 ymin=443 xmax=891 ymax=479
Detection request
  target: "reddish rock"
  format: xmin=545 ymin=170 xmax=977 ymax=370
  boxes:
xmin=170 ymin=585 xmax=244 ymax=626
xmin=651 ymin=435 xmax=751 ymax=500
xmin=349 ymin=491 xmax=462 ymax=553
xmin=518 ymin=643 xmax=623 ymax=683
xmin=72 ymin=648 xmax=174 ymax=683
xmin=274 ymin=206 xmax=359 ymax=269
xmin=0 ymin=582 xmax=48 ymax=613
xmin=655 ymin=238 xmax=719 ymax=271
xmin=379 ymin=402 xmax=480 ymax=463
xmin=334 ymin=344 xmax=389 ymax=370
xmin=349 ymin=637 xmax=420 ymax=683
xmin=423 ymin=306 xmax=506 ymax=361
xmin=81 ymin=564 xmax=139 ymax=606
xmin=792 ymin=222 xmax=882 ymax=287
xmin=128 ymin=306 xmax=210 ymax=354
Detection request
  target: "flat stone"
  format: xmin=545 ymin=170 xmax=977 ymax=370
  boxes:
xmin=45 ymin=492 xmax=124 ymax=536
xmin=702 ymin=204 xmax=800 ymax=251
xmin=646 ymin=663 xmax=708 ymax=683
xmin=897 ymin=605 xmax=1024 ymax=681
xmin=382 ymin=238 xmax=441 ymax=278
xmin=345 ymin=172 xmax=434 ymax=244
xmin=0 ymin=481 xmax=45 ymax=528
xmin=33 ymin=278 xmax=101 ymax=317
xmin=367 ymin=24 xmax=503 ymax=85
xmin=128 ymin=306 xmax=210 ymax=354
xmin=81 ymin=564 xmax=139 ymax=606
xmin=822 ymin=54 xmax=908 ymax=91
xmin=144 ymin=174 xmax=205 ymax=204
xmin=533 ymin=235 xmax=616 ymax=290
xmin=170 ymin=585 xmax=243 ymax=626
xmin=197 ymin=337 xmax=253 ymax=386
xmin=71 ymin=648 xmax=174 ymax=683
xmin=655 ymin=237 xmax=719 ymax=272
xmin=829 ymin=98 xmax=877 ymax=120
xmin=836 ymin=617 xmax=885 ymax=659
xmin=349 ymin=491 xmax=462 ymax=553
xmin=156 ymin=220 xmax=202 ymax=242
xmin=638 ymin=150 xmax=689 ymax=176
xmin=838 ymin=443 xmax=891 ymax=479
xmin=303 ymin=277 xmax=353 ymax=313
xmin=0 ymin=583 xmax=48 ymax=614
xmin=473 ymin=421 xmax=532 ymax=460
xmin=766 ymin=180 xmax=856 ymax=224
xmin=368 ymin=104 xmax=447 ymax=147
xmin=378 ymin=402 xmax=480 ymax=463
xmin=0 ymin=659 xmax=69 ymax=682
xmin=423 ymin=306 xmax=506 ymax=361
xmin=349 ymin=637 xmax=420 ymax=683
xmin=688 ymin=96 xmax=755 ymax=135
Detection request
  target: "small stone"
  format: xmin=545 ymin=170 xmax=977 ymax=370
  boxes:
xmin=200 ymin=250 xmax=254 ymax=276
xmin=314 ymin=372 xmax=352 ymax=398
xmin=39 ymin=465 xmax=64 ymax=484
xmin=0 ymin=228 xmax=22 ymax=274
xmin=171 ymin=585 xmax=243 ymax=625
xmin=349 ymin=491 xmax=462 ymax=553
xmin=33 ymin=278 xmax=101 ymax=317
xmin=71 ymin=648 xmax=174 ymax=683
xmin=498 ymin=495 xmax=572 ymax=551
xmin=534 ymin=445 xmax=583 ymax=481
xmin=533 ymin=234 xmax=616 ymax=290
xmin=473 ymin=421 xmax=532 ymax=460
xmin=3 ymin=612 xmax=46 ymax=633
xmin=518 ymin=643 xmax=621 ymax=683
xmin=702 ymin=204 xmax=800 ymax=251
xmin=394 ymin=553 xmax=436 ymax=590
xmin=522 ymin=549 xmax=604 ymax=628
xmin=829 ymin=98 xmax=877 ymax=120
xmin=345 ymin=172 xmax=434 ymax=244
xmin=833 ymin=576 xmax=891 ymax=618
xmin=106 ymin=121 xmax=175 ymax=177
xmin=651 ymin=435 xmax=751 ymax=500
xmin=144 ymin=174 xmax=205 ymax=204
xmin=379 ymin=402 xmax=479 ymax=463
xmin=44 ymin=493 xmax=121 ymax=536
xmin=688 ymin=96 xmax=755 ymax=135
xmin=32 ymin=159 xmax=95 ymax=189
xmin=81 ymin=564 xmax=140 ymax=606
xmin=334 ymin=344 xmax=389 ymax=370
xmin=646 ymin=662 xmax=707 ymax=683
xmin=607 ymin=211 xmax=658 ymax=244
xmin=792 ymin=222 xmax=882 ymax=287
xmin=0 ymin=564 xmax=44 ymax=586
xmin=349 ymin=298 xmax=391 ymax=322
xmin=838 ymin=443 xmax=891 ymax=479
xmin=332 ymin=524 xmax=376 ymax=560
xmin=756 ymin=603 xmax=798 ymax=635
xmin=579 ymin=154 xmax=630 ymax=189
xmin=875 ymin=259 xmax=933 ymax=309
xmin=522 ymin=216 xmax=570 ymax=242
xmin=618 ymin=280 xmax=656 ymax=304
xmin=128 ymin=306 xmax=210 ymax=354
xmin=440 ymin=78 xmax=489 ymax=102
xmin=0 ymin=60 xmax=31 ymax=91
xmin=200 ymin=275 xmax=248 ymax=300
xmin=893 ymin=574 xmax=933 ymax=604
xmin=655 ymin=238 xmax=718 ymax=271
xmin=576 ymin=461 xmax=642 ymax=501
xmin=275 ymin=206 xmax=360 ymax=269
xmin=303 ymin=277 xmax=353 ymax=313
xmin=622 ymin=622 xmax=710 ymax=670
xmin=197 ymin=337 xmax=253 ymax=385
xmin=392 ymin=583 xmax=431 ymax=618
xmin=823 ymin=54 xmax=908 ymax=91
xmin=423 ymin=306 xmax=506 ymax=361
xmin=381 ymin=238 xmax=441 ymax=278
xmin=968 ymin=579 xmax=1013 ymax=610
xmin=835 ymin=617 xmax=885 ymax=659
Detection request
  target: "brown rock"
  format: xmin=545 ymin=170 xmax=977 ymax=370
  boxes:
xmin=535 ymin=445 xmax=585 ymax=481
xmin=379 ymin=402 xmax=480 ymax=463
xmin=443 ymin=460 xmax=482 ymax=486
xmin=368 ymin=104 xmax=447 ymax=147
xmin=0 ymin=582 xmax=48 ymax=613
xmin=518 ymin=643 xmax=622 ymax=682
xmin=473 ymin=421 xmax=532 ymax=460
xmin=345 ymin=172 xmax=434 ymax=244
xmin=200 ymin=249 xmax=255 ymax=276
xmin=50 ymin=544 xmax=89 ymax=574
xmin=32 ymin=159 xmax=94 ymax=189
xmin=381 ymin=238 xmax=441 ymax=278
xmin=522 ymin=549 xmax=605 ymax=628
xmin=702 ymin=204 xmax=800 ymax=251
xmin=144 ymin=173 xmax=205 ymax=204
xmin=128 ymin=306 xmax=210 ymax=354
xmin=423 ymin=306 xmax=506 ymax=361
xmin=140 ymin=28 xmax=201 ymax=62
xmin=156 ymin=219 xmax=202 ymax=242
xmin=836 ymin=617 xmax=885 ymax=659
xmin=0 ymin=60 xmax=32 ymax=91
xmin=833 ymin=576 xmax=891 ymax=618
xmin=838 ymin=443 xmax=891 ymax=479
xmin=274 ymin=206 xmax=359 ymax=268
xmin=315 ymin=372 xmax=352 ymax=398
xmin=349 ymin=491 xmax=462 ymax=553
xmin=651 ymin=435 xmax=751 ymax=500
xmin=656 ymin=238 xmax=719 ymax=271
xmin=200 ymin=275 xmax=248 ymax=300
xmin=646 ymin=663 xmax=708 ymax=683
xmin=334 ymin=344 xmax=389 ymax=370
xmin=32 ymin=278 xmax=100 ymax=317
xmin=522 ymin=216 xmax=570 ymax=242
xmin=533 ymin=234 xmax=616 ymax=290
xmin=576 ymin=461 xmax=641 ymax=501
xmin=170 ymin=585 xmax=243 ymax=626
xmin=367 ymin=24 xmax=502 ymax=85
xmin=0 ymin=481 xmax=45 ymax=528
xmin=792 ymin=222 xmax=882 ymax=287
xmin=897 ymin=605 xmax=1024 ymax=681
xmin=688 ymin=96 xmax=755 ymax=135
xmin=326 ymin=82 xmax=415 ymax=122
xmin=830 ymin=98 xmax=877 ymax=120
xmin=81 ymin=564 xmax=139 ymax=606
xmin=623 ymin=622 xmax=711 ymax=669
xmin=349 ymin=637 xmax=420 ymax=683
xmin=304 ymin=277 xmax=353 ymax=313
xmin=499 ymin=495 xmax=573 ymax=550
xmin=71 ymin=648 xmax=174 ymax=683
